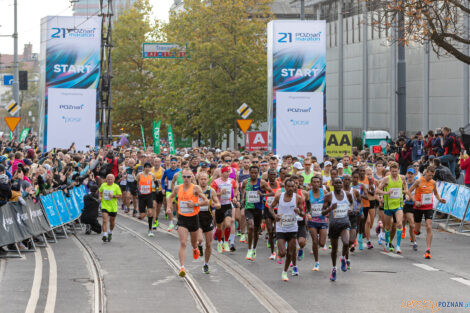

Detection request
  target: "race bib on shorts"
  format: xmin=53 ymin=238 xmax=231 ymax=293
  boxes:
xmin=311 ymin=203 xmax=323 ymax=217
xmin=246 ymin=191 xmax=260 ymax=204
xmin=280 ymin=214 xmax=296 ymax=227
xmin=389 ymin=188 xmax=401 ymax=199
xmin=103 ymin=190 xmax=113 ymax=201
xmin=333 ymin=204 xmax=349 ymax=219
xmin=422 ymin=193 xmax=432 ymax=205
xmin=180 ymin=201 xmax=194 ymax=214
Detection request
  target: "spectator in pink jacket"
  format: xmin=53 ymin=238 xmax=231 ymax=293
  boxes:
xmin=10 ymin=152 xmax=25 ymax=174
xmin=460 ymin=153 xmax=470 ymax=188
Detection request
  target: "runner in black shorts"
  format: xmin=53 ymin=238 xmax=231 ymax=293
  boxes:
xmin=136 ymin=163 xmax=157 ymax=236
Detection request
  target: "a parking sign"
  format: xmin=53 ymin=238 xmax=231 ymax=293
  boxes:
xmin=3 ymin=75 xmax=14 ymax=86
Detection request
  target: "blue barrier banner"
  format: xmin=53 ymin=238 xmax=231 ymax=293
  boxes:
xmin=436 ymin=183 xmax=459 ymax=214
xmin=79 ymin=185 xmax=87 ymax=198
xmin=52 ymin=191 xmax=71 ymax=225
xmin=72 ymin=187 xmax=84 ymax=211
xmin=40 ymin=194 xmax=62 ymax=228
xmin=63 ymin=192 xmax=81 ymax=220
xmin=451 ymin=186 xmax=470 ymax=220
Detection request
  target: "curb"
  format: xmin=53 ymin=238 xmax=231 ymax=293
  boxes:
xmin=436 ymin=222 xmax=470 ymax=237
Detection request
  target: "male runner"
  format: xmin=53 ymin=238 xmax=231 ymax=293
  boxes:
xmin=322 ymin=178 xmax=353 ymax=281
xmin=307 ymin=175 xmax=328 ymax=271
xmin=196 ymin=172 xmax=220 ymax=274
xmin=238 ymin=157 xmax=251 ymax=243
xmin=241 ymin=166 xmax=273 ymax=261
xmin=125 ymin=158 xmax=139 ymax=216
xmin=264 ymin=169 xmax=281 ymax=260
xmin=301 ymin=158 xmax=315 ymax=188
xmin=99 ymin=174 xmax=122 ymax=242
xmin=292 ymin=175 xmax=308 ymax=273
xmin=166 ymin=169 xmax=209 ymax=277
xmin=408 ymin=165 xmax=446 ymax=259
xmin=136 ymin=163 xmax=157 ymax=236
xmin=161 ymin=158 xmax=180 ymax=231
xmin=268 ymin=178 xmax=303 ymax=281
xmin=403 ymin=167 xmax=418 ymax=251
xmin=357 ymin=166 xmax=370 ymax=250
xmin=343 ymin=174 xmax=363 ymax=268
xmin=151 ymin=157 xmax=164 ymax=229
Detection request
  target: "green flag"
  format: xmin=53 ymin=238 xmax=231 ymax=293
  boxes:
xmin=168 ymin=124 xmax=176 ymax=155
xmin=9 ymin=131 xmax=13 ymax=141
xmin=19 ymin=128 xmax=30 ymax=142
xmin=152 ymin=120 xmax=161 ymax=154
xmin=140 ymin=124 xmax=146 ymax=150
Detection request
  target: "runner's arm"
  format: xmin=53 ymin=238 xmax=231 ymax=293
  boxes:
xmin=210 ymin=189 xmax=221 ymax=209
xmin=260 ymin=180 xmax=274 ymax=197
xmin=376 ymin=177 xmax=390 ymax=195
xmin=433 ymin=182 xmax=446 ymax=203
xmin=268 ymin=194 xmax=280 ymax=220
xmin=166 ymin=186 xmax=178 ymax=213
xmin=194 ymin=186 xmax=209 ymax=207
xmin=294 ymin=195 xmax=302 ymax=216
xmin=408 ymin=180 xmax=420 ymax=203
xmin=321 ymin=193 xmax=333 ymax=215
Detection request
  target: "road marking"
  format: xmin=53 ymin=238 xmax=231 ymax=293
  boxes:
xmin=25 ymin=249 xmax=43 ymax=313
xmin=413 ymin=263 xmax=439 ymax=271
xmin=380 ymin=251 xmax=404 ymax=258
xmin=451 ymin=277 xmax=470 ymax=287
xmin=44 ymin=245 xmax=57 ymax=313
xmin=152 ymin=275 xmax=175 ymax=286
xmin=0 ymin=259 xmax=5 ymax=283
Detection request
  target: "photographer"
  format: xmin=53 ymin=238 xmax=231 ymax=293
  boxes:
xmin=80 ymin=185 xmax=101 ymax=234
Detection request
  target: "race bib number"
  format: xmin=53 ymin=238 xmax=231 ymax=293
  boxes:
xmin=311 ymin=203 xmax=323 ymax=217
xmin=221 ymin=185 xmax=231 ymax=200
xmin=280 ymin=214 xmax=296 ymax=227
xmin=266 ymin=196 xmax=275 ymax=207
xmin=422 ymin=193 xmax=433 ymax=205
xmin=199 ymin=197 xmax=209 ymax=212
xmin=180 ymin=201 xmax=194 ymax=214
xmin=140 ymin=185 xmax=151 ymax=194
xmin=103 ymin=190 xmax=113 ymax=201
xmin=389 ymin=188 xmax=401 ymax=199
xmin=333 ymin=204 xmax=349 ymax=219
xmin=246 ymin=191 xmax=260 ymax=204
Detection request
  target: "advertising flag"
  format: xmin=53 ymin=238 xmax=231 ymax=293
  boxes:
xmin=153 ymin=120 xmax=161 ymax=154
xmin=168 ymin=124 xmax=176 ymax=155
xmin=19 ymin=128 xmax=30 ymax=142
xmin=140 ymin=124 xmax=146 ymax=150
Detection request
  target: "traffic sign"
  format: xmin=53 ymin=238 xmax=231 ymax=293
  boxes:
xmin=5 ymin=100 xmax=20 ymax=116
xmin=142 ymin=43 xmax=188 ymax=59
xmin=3 ymin=75 xmax=13 ymax=86
xmin=237 ymin=103 xmax=252 ymax=119
xmin=237 ymin=119 xmax=252 ymax=134
xmin=4 ymin=117 xmax=21 ymax=132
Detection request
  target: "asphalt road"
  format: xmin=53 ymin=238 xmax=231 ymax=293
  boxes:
xmin=1 ymin=210 xmax=470 ymax=313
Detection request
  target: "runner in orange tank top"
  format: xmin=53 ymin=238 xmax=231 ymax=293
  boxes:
xmin=135 ymin=163 xmax=156 ymax=235
xmin=166 ymin=169 xmax=209 ymax=277
xmin=408 ymin=166 xmax=446 ymax=259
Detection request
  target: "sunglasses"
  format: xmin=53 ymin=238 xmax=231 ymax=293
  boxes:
xmin=182 ymin=175 xmax=192 ymax=179
xmin=252 ymin=161 xmax=259 ymax=164
xmin=414 ymin=165 xmax=419 ymax=167
xmin=225 ymin=159 xmax=232 ymax=162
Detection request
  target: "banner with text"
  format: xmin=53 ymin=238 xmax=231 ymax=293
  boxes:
xmin=325 ymin=131 xmax=352 ymax=157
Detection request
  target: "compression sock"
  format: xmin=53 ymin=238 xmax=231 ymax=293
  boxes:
xmin=229 ymin=234 xmax=235 ymax=245
xmin=224 ymin=227 xmax=231 ymax=242
xmin=216 ymin=229 xmax=222 ymax=243
xmin=396 ymin=228 xmax=403 ymax=247
xmin=358 ymin=233 xmax=363 ymax=242
xmin=385 ymin=230 xmax=390 ymax=246
xmin=148 ymin=216 xmax=153 ymax=230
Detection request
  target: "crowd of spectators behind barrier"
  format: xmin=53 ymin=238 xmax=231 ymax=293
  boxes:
xmin=0 ymin=126 xmax=468 ymax=252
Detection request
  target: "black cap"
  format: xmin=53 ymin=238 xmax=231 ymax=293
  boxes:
xmin=200 ymin=162 xmax=209 ymax=168
xmin=144 ymin=162 xmax=152 ymax=168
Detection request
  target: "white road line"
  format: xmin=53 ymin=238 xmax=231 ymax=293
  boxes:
xmin=451 ymin=277 xmax=470 ymax=287
xmin=25 ymin=249 xmax=43 ymax=313
xmin=0 ymin=259 xmax=6 ymax=283
xmin=413 ymin=263 xmax=439 ymax=272
xmin=44 ymin=245 xmax=57 ymax=313
xmin=380 ymin=251 xmax=404 ymax=258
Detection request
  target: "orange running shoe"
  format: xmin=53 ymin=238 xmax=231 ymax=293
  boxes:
xmin=401 ymin=226 xmax=406 ymax=239
xmin=179 ymin=267 xmax=186 ymax=277
xmin=193 ymin=248 xmax=200 ymax=260
xmin=424 ymin=249 xmax=431 ymax=259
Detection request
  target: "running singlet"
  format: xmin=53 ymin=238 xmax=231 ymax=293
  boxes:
xmin=329 ymin=190 xmax=350 ymax=223
xmin=138 ymin=174 xmax=152 ymax=195
xmin=176 ymin=172 xmax=184 ymax=186
xmin=177 ymin=184 xmax=199 ymax=217
xmin=301 ymin=171 xmax=315 ymax=187
xmin=384 ymin=175 xmax=403 ymax=211
xmin=126 ymin=167 xmax=135 ymax=182
xmin=199 ymin=187 xmax=211 ymax=213
xmin=358 ymin=176 xmax=370 ymax=208
xmin=211 ymin=178 xmax=237 ymax=205
xmin=265 ymin=180 xmax=281 ymax=210
xmin=414 ymin=177 xmax=435 ymax=210
xmin=297 ymin=189 xmax=306 ymax=221
xmin=351 ymin=184 xmax=363 ymax=215
xmin=276 ymin=192 xmax=298 ymax=233
xmin=309 ymin=189 xmax=326 ymax=223
xmin=151 ymin=167 xmax=163 ymax=192
xmin=245 ymin=179 xmax=262 ymax=210
xmin=238 ymin=170 xmax=251 ymax=186
xmin=404 ymin=179 xmax=417 ymax=205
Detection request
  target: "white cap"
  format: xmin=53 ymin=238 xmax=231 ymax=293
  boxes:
xmin=324 ymin=161 xmax=332 ymax=166
xmin=184 ymin=154 xmax=190 ymax=158
xmin=293 ymin=161 xmax=303 ymax=170
xmin=215 ymin=149 xmax=221 ymax=153
xmin=337 ymin=163 xmax=344 ymax=169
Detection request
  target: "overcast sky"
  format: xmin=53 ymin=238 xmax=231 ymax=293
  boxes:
xmin=0 ymin=0 xmax=173 ymax=55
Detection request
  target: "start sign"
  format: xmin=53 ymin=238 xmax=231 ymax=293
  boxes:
xmin=246 ymin=131 xmax=268 ymax=151
xmin=325 ymin=131 xmax=352 ymax=157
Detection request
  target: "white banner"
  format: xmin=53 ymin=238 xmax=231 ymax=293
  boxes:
xmin=47 ymin=88 xmax=96 ymax=151
xmin=276 ymin=92 xmax=324 ymax=159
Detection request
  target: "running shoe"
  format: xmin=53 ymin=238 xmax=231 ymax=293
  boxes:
xmin=292 ymin=266 xmax=299 ymax=276
xmin=165 ymin=213 xmax=168 ymax=220
xmin=269 ymin=252 xmax=276 ymax=260
xmin=346 ymin=259 xmax=351 ymax=270
xmin=414 ymin=230 xmax=421 ymax=236
xmin=412 ymin=242 xmax=418 ymax=251
xmin=193 ymin=248 xmax=200 ymax=260
xmin=289 ymin=262 xmax=293 ymax=267
xmin=267 ymin=241 xmax=271 ymax=249
xmin=102 ymin=235 xmax=107 ymax=243
xmin=396 ymin=246 xmax=402 ymax=254
xmin=330 ymin=268 xmax=337 ymax=281
xmin=358 ymin=240 xmax=364 ymax=250
xmin=375 ymin=224 xmax=381 ymax=235
xmin=217 ymin=242 xmax=223 ymax=254
xmin=245 ymin=249 xmax=253 ymax=260
xmin=383 ymin=243 xmax=390 ymax=252
xmin=148 ymin=231 xmax=154 ymax=237
xmin=402 ymin=226 xmax=406 ymax=239
xmin=424 ymin=249 xmax=431 ymax=259
xmin=276 ymin=252 xmax=283 ymax=264
xmin=179 ymin=267 xmax=186 ymax=277
xmin=350 ymin=245 xmax=355 ymax=253
xmin=168 ymin=223 xmax=175 ymax=232
xmin=132 ymin=209 xmax=137 ymax=217
xmin=251 ymin=249 xmax=256 ymax=261
xmin=198 ymin=245 xmax=204 ymax=257
xmin=236 ymin=230 xmax=242 ymax=237
xmin=328 ymin=244 xmax=332 ymax=249
xmin=223 ymin=241 xmax=230 ymax=252
xmin=389 ymin=243 xmax=395 ymax=252
xmin=230 ymin=244 xmax=236 ymax=252
xmin=153 ymin=220 xmax=159 ymax=229
xmin=281 ymin=271 xmax=289 ymax=281
xmin=108 ymin=233 xmax=112 ymax=242
xmin=298 ymin=249 xmax=304 ymax=261
xmin=322 ymin=245 xmax=328 ymax=251
xmin=124 ymin=207 xmax=129 ymax=213
xmin=203 ymin=264 xmax=210 ymax=274
xmin=312 ymin=262 xmax=320 ymax=272
xmin=340 ymin=257 xmax=347 ymax=272
xmin=367 ymin=241 xmax=374 ymax=249
xmin=240 ymin=234 xmax=247 ymax=244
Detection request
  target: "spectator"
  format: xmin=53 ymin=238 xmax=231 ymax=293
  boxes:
xmin=398 ymin=139 xmax=412 ymax=175
xmin=439 ymin=127 xmax=460 ymax=177
xmin=0 ymin=173 xmax=12 ymax=206
xmin=433 ymin=158 xmax=456 ymax=183
xmin=411 ymin=132 xmax=425 ymax=162
xmin=81 ymin=185 xmax=102 ymax=235
xmin=425 ymin=130 xmax=436 ymax=156
xmin=460 ymin=152 xmax=470 ymax=188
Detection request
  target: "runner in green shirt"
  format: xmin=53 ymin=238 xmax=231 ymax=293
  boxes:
xmin=99 ymin=174 xmax=122 ymax=243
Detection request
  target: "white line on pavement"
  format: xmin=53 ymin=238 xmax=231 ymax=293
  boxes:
xmin=0 ymin=259 xmax=5 ymax=283
xmin=44 ymin=245 xmax=57 ymax=313
xmin=413 ymin=263 xmax=439 ymax=271
xmin=450 ymin=277 xmax=470 ymax=287
xmin=25 ymin=249 xmax=43 ymax=313
xmin=380 ymin=251 xmax=404 ymax=258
